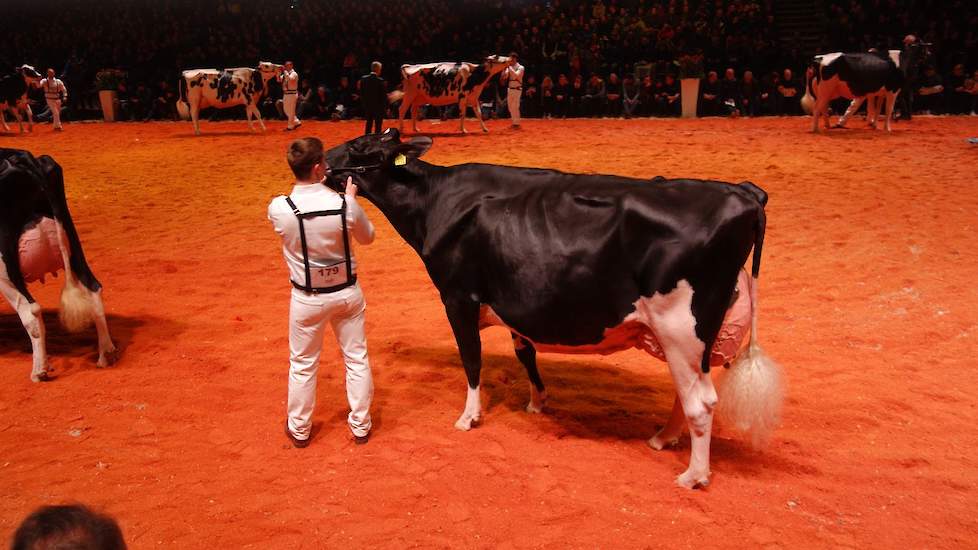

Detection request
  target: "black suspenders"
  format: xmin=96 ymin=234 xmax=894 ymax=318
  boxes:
xmin=284 ymin=194 xmax=356 ymax=294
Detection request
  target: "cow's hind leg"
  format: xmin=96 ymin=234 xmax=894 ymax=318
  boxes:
xmin=512 ymin=333 xmax=547 ymax=413
xmin=649 ymin=396 xmax=685 ymax=450
xmin=0 ymin=274 xmax=50 ymax=382
xmin=445 ymin=299 xmax=483 ymax=430
xmin=1 ymin=107 xmax=9 ymax=131
xmin=190 ymin=104 xmax=202 ymax=135
xmin=458 ymin=98 xmax=468 ymax=133
xmin=648 ymin=280 xmax=718 ymax=488
xmin=835 ymin=97 xmax=864 ymax=128
xmin=25 ymin=104 xmax=33 ymax=132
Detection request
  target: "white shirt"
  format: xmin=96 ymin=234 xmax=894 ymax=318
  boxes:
xmin=503 ymin=63 xmax=525 ymax=89
xmin=40 ymin=77 xmax=67 ymax=100
xmin=268 ymin=182 xmax=375 ymax=288
xmin=279 ymin=69 xmax=299 ymax=93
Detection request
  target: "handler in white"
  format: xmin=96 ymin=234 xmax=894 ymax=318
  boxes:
xmin=278 ymin=61 xmax=301 ymax=130
xmin=502 ymin=52 xmax=524 ymax=128
xmin=39 ymin=69 xmax=67 ymax=131
xmin=268 ymin=137 xmax=376 ymax=447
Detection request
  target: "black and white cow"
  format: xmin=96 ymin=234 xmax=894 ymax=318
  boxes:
xmin=325 ymin=129 xmax=784 ymax=488
xmin=1 ymin=149 xmax=117 ymax=382
xmin=388 ymin=55 xmax=511 ymax=133
xmin=809 ymin=44 xmax=928 ymax=132
xmin=1 ymin=65 xmax=41 ymax=134
xmin=178 ymin=62 xmax=283 ymax=135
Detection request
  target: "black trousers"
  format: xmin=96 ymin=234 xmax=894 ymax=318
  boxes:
xmin=364 ymin=111 xmax=383 ymax=134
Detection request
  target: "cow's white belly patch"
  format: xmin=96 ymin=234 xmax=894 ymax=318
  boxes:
xmin=16 ymin=217 xmax=65 ymax=283
xmin=480 ymin=271 xmax=751 ymax=366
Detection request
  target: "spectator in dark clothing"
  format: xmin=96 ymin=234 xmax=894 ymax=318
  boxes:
xmin=360 ymin=61 xmax=387 ymax=134
xmin=639 ymin=74 xmax=657 ymax=116
xmin=622 ymin=73 xmax=640 ymax=118
xmin=553 ymin=74 xmax=571 ymax=118
xmin=540 ymin=75 xmax=555 ymax=119
xmin=718 ymin=68 xmax=742 ymax=116
xmin=582 ymin=74 xmax=606 ymax=117
xmin=760 ymin=71 xmax=780 ymax=115
xmin=699 ymin=71 xmax=722 ymax=116
xmin=333 ymin=76 xmax=357 ymax=120
xmin=741 ymin=70 xmax=760 ymax=117
xmin=143 ymin=80 xmax=178 ymax=121
xmin=127 ymin=82 xmax=151 ymax=121
xmin=657 ymin=74 xmax=681 ymax=117
xmin=947 ymin=64 xmax=971 ymax=114
xmin=916 ymin=65 xmax=945 ymax=114
xmin=308 ymin=85 xmax=333 ymax=120
xmin=523 ymin=74 xmax=539 ymax=118
xmin=778 ymin=69 xmax=801 ymax=115
xmin=605 ymin=73 xmax=623 ymax=117
xmin=570 ymin=74 xmax=586 ymax=117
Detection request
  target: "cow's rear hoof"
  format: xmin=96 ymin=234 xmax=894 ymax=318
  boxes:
xmin=648 ymin=434 xmax=679 ymax=451
xmin=31 ymin=369 xmax=54 ymax=383
xmin=676 ymin=470 xmax=710 ymax=490
xmin=97 ymin=347 xmax=119 ymax=368
xmin=482 ymin=127 xmax=489 ymax=133
xmin=454 ymin=415 xmax=481 ymax=431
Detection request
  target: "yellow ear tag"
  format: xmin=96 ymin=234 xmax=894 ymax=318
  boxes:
xmin=394 ymin=154 xmax=407 ymax=166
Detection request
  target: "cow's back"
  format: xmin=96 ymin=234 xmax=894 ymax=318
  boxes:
xmin=820 ymin=53 xmax=903 ymax=95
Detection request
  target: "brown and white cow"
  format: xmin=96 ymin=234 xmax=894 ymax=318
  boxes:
xmin=388 ymin=55 xmax=511 ymax=133
xmin=1 ymin=65 xmax=41 ymax=134
xmin=178 ymin=61 xmax=283 ymax=135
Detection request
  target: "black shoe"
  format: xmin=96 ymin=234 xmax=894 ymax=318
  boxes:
xmin=285 ymin=421 xmax=310 ymax=448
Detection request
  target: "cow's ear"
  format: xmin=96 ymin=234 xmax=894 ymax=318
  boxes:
xmin=392 ymin=136 xmax=432 ymax=163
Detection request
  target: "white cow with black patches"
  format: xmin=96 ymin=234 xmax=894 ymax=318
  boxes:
xmin=178 ymin=61 xmax=283 ymax=135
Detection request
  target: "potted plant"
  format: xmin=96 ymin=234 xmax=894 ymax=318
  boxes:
xmin=95 ymin=69 xmax=126 ymax=122
xmin=675 ymin=54 xmax=704 ymax=118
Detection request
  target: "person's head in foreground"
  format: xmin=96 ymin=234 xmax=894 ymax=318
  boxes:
xmin=287 ymin=136 xmax=326 ymax=182
xmin=11 ymin=504 xmax=126 ymax=550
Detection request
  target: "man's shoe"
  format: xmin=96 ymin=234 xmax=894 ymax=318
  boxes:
xmin=285 ymin=421 xmax=310 ymax=448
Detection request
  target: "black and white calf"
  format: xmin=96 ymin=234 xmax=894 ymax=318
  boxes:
xmin=1 ymin=148 xmax=116 ymax=381
xmin=1 ymin=65 xmax=41 ymax=133
xmin=326 ymin=129 xmax=784 ymax=488
xmin=178 ymin=62 xmax=283 ymax=135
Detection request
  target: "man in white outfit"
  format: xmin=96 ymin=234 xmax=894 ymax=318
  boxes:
xmin=502 ymin=52 xmax=524 ymax=128
xmin=278 ymin=61 xmax=301 ymax=130
xmin=268 ymin=137 xmax=376 ymax=447
xmin=39 ymin=69 xmax=67 ymax=131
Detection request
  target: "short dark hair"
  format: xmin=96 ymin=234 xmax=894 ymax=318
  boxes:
xmin=287 ymin=137 xmax=324 ymax=179
xmin=12 ymin=504 xmax=126 ymax=550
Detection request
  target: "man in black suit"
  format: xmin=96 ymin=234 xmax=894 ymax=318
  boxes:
xmin=359 ymin=61 xmax=386 ymax=134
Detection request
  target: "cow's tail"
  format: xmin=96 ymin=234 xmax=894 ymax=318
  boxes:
xmin=54 ymin=224 xmax=95 ymax=333
xmin=716 ymin=183 xmax=784 ymax=450
xmin=178 ymin=76 xmax=188 ymax=105
xmin=387 ymin=90 xmax=404 ymax=104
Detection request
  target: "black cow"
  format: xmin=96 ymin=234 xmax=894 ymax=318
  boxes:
xmin=1 ymin=65 xmax=41 ymax=133
xmin=325 ymin=129 xmax=784 ymax=487
xmin=1 ymin=149 xmax=117 ymax=382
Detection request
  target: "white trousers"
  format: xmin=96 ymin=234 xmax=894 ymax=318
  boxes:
xmin=287 ymin=284 xmax=373 ymax=440
xmin=507 ymin=88 xmax=522 ymax=125
xmin=283 ymin=93 xmax=300 ymax=128
xmin=46 ymin=99 xmax=62 ymax=129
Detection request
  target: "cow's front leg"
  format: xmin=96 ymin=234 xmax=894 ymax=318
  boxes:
xmin=1 ymin=108 xmax=10 ymax=131
xmin=0 ymin=278 xmax=51 ymax=382
xmin=472 ymin=98 xmax=490 ymax=132
xmin=866 ymin=96 xmax=879 ymax=129
xmin=883 ymin=91 xmax=899 ymax=132
xmin=445 ymin=298 xmax=483 ymax=430
xmin=458 ymin=98 xmax=468 ymax=133
xmin=190 ymin=105 xmax=202 ymax=135
xmin=649 ymin=396 xmax=684 ymax=450
xmin=24 ymin=104 xmax=33 ymax=132
xmin=512 ymin=333 xmax=547 ymax=413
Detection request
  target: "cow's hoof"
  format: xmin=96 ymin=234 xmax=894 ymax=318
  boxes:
xmin=526 ymin=390 xmax=548 ymax=414
xmin=454 ymin=415 xmax=481 ymax=431
xmin=525 ymin=401 xmax=544 ymax=414
xmin=648 ymin=434 xmax=680 ymax=451
xmin=97 ymin=347 xmax=119 ymax=368
xmin=31 ymin=368 xmax=54 ymax=383
xmin=676 ymin=470 xmax=711 ymax=490
xmin=461 ymin=128 xmax=468 ymax=134
xmin=481 ymin=127 xmax=489 ymax=133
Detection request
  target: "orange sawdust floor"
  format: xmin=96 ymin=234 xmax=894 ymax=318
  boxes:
xmin=1 ymin=117 xmax=976 ymax=548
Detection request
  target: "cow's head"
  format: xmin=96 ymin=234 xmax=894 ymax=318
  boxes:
xmin=482 ymin=55 xmax=512 ymax=74
xmin=257 ymin=61 xmax=284 ymax=80
xmin=325 ymin=128 xmax=432 ymax=198
xmin=18 ymin=65 xmax=41 ymax=86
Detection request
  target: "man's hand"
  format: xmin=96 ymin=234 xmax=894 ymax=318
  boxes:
xmin=345 ymin=176 xmax=358 ymax=198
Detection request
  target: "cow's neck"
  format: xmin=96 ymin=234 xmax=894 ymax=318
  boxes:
xmin=361 ymin=162 xmax=435 ymax=253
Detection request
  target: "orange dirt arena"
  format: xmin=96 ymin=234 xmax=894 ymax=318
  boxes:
xmin=1 ymin=117 xmax=976 ymax=548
